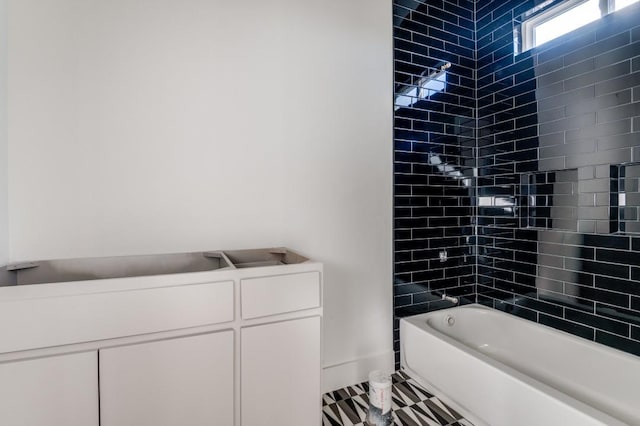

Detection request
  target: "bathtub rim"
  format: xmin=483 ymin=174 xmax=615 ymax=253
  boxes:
xmin=400 ymin=303 xmax=632 ymax=426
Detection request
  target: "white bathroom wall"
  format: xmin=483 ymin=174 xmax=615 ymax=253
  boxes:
xmin=8 ymin=0 xmax=291 ymax=259
xmin=0 ymin=0 xmax=8 ymax=266
xmin=5 ymin=0 xmax=393 ymax=390
xmin=277 ymin=2 xmax=395 ymax=389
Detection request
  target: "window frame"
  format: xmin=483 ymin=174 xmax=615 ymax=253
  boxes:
xmin=517 ymin=0 xmax=634 ymax=53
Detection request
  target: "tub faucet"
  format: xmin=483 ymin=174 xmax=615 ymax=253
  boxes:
xmin=442 ymin=294 xmax=459 ymax=305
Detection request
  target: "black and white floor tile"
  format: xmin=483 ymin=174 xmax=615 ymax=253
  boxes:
xmin=322 ymin=370 xmax=473 ymax=426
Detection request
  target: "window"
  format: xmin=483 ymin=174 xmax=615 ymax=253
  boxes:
xmin=616 ymin=0 xmax=640 ymax=9
xmin=518 ymin=0 xmax=639 ymax=53
xmin=533 ymin=0 xmax=601 ymax=47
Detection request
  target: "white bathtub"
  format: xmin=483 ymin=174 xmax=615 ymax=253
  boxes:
xmin=400 ymin=304 xmax=640 ymax=426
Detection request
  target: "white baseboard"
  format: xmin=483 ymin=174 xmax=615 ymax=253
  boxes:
xmin=322 ymin=350 xmax=395 ymax=393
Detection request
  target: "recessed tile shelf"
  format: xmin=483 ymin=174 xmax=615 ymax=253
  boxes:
xmin=612 ymin=162 xmax=640 ymax=233
xmin=520 ymin=169 xmax=579 ymax=231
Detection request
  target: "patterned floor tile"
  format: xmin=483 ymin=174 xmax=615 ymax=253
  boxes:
xmin=321 ymin=370 xmax=473 ymax=426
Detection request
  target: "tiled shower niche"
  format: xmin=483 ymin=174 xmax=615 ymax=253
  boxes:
xmin=612 ymin=163 xmax=640 ymax=233
xmin=520 ymin=169 xmax=579 ymax=231
xmin=394 ymin=0 xmax=640 ymax=367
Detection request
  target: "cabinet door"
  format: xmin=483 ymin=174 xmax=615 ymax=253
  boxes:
xmin=0 ymin=351 xmax=99 ymax=426
xmin=100 ymin=331 xmax=234 ymax=426
xmin=241 ymin=316 xmax=321 ymax=426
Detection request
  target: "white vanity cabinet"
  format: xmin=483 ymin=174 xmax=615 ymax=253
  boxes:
xmin=0 ymin=248 xmax=322 ymax=426
xmin=0 ymin=351 xmax=99 ymax=426
xmin=100 ymin=331 xmax=234 ymax=426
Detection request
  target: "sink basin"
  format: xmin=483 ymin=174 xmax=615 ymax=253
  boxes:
xmin=2 ymin=251 xmax=231 ymax=286
xmin=0 ymin=247 xmax=310 ymax=287
xmin=222 ymin=248 xmax=308 ymax=268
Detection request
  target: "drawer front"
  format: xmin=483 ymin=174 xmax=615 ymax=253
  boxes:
xmin=0 ymin=281 xmax=234 ymax=354
xmin=241 ymin=272 xmax=320 ymax=319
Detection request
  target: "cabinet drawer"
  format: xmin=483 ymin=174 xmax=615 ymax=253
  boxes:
xmin=241 ymin=272 xmax=320 ymax=319
xmin=0 ymin=280 xmax=234 ymax=354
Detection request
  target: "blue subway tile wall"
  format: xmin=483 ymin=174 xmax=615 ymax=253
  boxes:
xmin=477 ymin=0 xmax=640 ymax=356
xmin=393 ymin=0 xmax=477 ymax=367
xmin=394 ymin=0 xmax=640 ymax=366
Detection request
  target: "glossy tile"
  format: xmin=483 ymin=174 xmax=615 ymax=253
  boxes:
xmin=393 ymin=0 xmax=476 ymax=368
xmin=395 ymin=0 xmax=640 ymax=364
